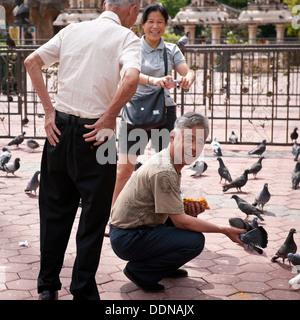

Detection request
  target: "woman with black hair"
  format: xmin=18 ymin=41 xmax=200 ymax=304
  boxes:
xmin=110 ymin=3 xmax=195 ymax=215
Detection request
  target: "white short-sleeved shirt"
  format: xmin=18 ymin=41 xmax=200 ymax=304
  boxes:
xmin=134 ymin=36 xmax=186 ymax=107
xmin=35 ymin=11 xmax=141 ymax=119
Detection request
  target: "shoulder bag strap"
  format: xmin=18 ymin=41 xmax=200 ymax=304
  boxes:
xmin=163 ymin=46 xmax=168 ymax=76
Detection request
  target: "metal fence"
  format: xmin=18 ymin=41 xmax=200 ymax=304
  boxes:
xmin=0 ymin=43 xmax=300 ymax=145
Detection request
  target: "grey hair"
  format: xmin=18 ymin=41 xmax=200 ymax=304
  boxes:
xmin=174 ymin=112 xmax=210 ymax=139
xmin=105 ymin=0 xmax=140 ymax=6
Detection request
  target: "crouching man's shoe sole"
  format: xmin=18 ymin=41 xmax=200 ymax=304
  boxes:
xmin=123 ymin=267 xmax=164 ymax=293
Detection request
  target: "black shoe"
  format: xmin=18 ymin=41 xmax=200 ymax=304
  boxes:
xmin=165 ymin=269 xmax=188 ymax=278
xmin=123 ymin=267 xmax=164 ymax=293
xmin=38 ymin=290 xmax=58 ymax=300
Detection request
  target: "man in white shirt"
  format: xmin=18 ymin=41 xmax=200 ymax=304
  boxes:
xmin=24 ymin=0 xmax=141 ymax=300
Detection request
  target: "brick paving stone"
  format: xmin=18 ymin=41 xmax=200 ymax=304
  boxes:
xmin=1 ymin=139 xmax=300 ymax=301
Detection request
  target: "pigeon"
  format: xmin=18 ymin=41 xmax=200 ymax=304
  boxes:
xmin=231 ymin=195 xmax=264 ymax=221
xmin=211 ymin=138 xmax=222 ymax=156
xmin=223 ymin=170 xmax=249 ymax=192
xmin=239 ymin=226 xmax=268 ymax=254
xmin=0 ymin=147 xmax=11 ymax=169
xmin=229 ymin=131 xmax=238 ymax=144
xmin=26 ymin=139 xmax=40 ymax=152
xmin=21 ymin=117 xmax=29 ymax=126
xmin=248 ymin=156 xmax=264 ymax=179
xmin=217 ymin=157 xmax=232 ymax=184
xmin=190 ymin=160 xmax=208 ymax=177
xmin=287 ymin=253 xmax=300 ymax=266
xmin=177 ymin=31 xmax=190 ymax=52
xmin=3 ymin=158 xmax=20 ymax=175
xmin=291 ymin=127 xmax=298 ymax=142
xmin=248 ymin=139 xmax=266 ymax=156
xmin=289 ymin=273 xmax=300 ymax=288
xmin=292 ymin=162 xmax=300 ymax=190
xmin=8 ymin=132 xmax=26 ymax=147
xmin=25 ymin=171 xmax=40 ymax=194
xmin=6 ymin=31 xmax=16 ymax=49
xmin=251 ymin=217 xmax=259 ymax=229
xmin=252 ymin=182 xmax=271 ymax=211
xmin=271 ymin=228 xmax=297 ymax=264
xmin=229 ymin=217 xmax=253 ymax=232
xmin=292 ymin=141 xmax=300 ymax=161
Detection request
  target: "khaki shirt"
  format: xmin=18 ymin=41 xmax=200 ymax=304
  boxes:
xmin=35 ymin=11 xmax=141 ymax=119
xmin=111 ymin=149 xmax=185 ymax=229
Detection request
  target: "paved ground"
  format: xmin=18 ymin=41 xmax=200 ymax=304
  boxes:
xmin=0 ymin=138 xmax=300 ymax=301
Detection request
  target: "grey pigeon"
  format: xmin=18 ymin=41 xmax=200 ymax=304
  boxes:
xmin=3 ymin=158 xmax=20 ymax=175
xmin=176 ymin=31 xmax=190 ymax=51
xmin=231 ymin=195 xmax=264 ymax=221
xmin=252 ymin=182 xmax=271 ymax=211
xmin=223 ymin=170 xmax=249 ymax=192
xmin=8 ymin=132 xmax=26 ymax=147
xmin=25 ymin=171 xmax=40 ymax=194
xmin=217 ymin=157 xmax=232 ymax=184
xmin=239 ymin=226 xmax=268 ymax=254
xmin=211 ymin=138 xmax=222 ymax=156
xmin=248 ymin=156 xmax=264 ymax=178
xmin=229 ymin=131 xmax=238 ymax=144
xmin=190 ymin=160 xmax=208 ymax=177
xmin=248 ymin=140 xmax=266 ymax=156
xmin=0 ymin=147 xmax=11 ymax=169
xmin=292 ymin=141 xmax=300 ymax=161
xmin=291 ymin=127 xmax=298 ymax=142
xmin=26 ymin=139 xmax=40 ymax=152
xmin=292 ymin=162 xmax=300 ymax=190
xmin=251 ymin=217 xmax=259 ymax=229
xmin=229 ymin=217 xmax=253 ymax=232
xmin=272 ymin=228 xmax=297 ymax=264
xmin=287 ymin=253 xmax=300 ymax=267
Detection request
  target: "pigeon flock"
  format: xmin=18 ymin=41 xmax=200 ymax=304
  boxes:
xmin=189 ymin=129 xmax=300 ymax=287
xmin=0 ymin=132 xmax=40 ymax=194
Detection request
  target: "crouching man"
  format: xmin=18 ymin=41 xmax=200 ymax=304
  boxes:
xmin=110 ymin=112 xmax=245 ymax=292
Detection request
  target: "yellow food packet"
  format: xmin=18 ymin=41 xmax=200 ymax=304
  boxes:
xmin=183 ymin=197 xmax=210 ymax=211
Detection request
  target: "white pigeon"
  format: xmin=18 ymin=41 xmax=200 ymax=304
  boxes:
xmin=211 ymin=138 xmax=222 ymax=156
xmin=289 ymin=273 xmax=300 ymax=289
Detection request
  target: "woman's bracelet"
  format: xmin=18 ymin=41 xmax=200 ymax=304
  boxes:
xmin=148 ymin=75 xmax=151 ymax=84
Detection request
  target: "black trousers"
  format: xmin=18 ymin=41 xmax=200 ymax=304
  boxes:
xmin=37 ymin=112 xmax=116 ymax=300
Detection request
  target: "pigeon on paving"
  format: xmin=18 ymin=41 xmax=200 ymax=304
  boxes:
xmin=292 ymin=162 xmax=300 ymax=190
xmin=251 ymin=217 xmax=259 ymax=229
xmin=211 ymin=138 xmax=222 ymax=156
xmin=271 ymin=228 xmax=297 ymax=264
xmin=8 ymin=132 xmax=26 ymax=147
xmin=239 ymin=226 xmax=268 ymax=254
xmin=190 ymin=160 xmax=208 ymax=177
xmin=248 ymin=139 xmax=266 ymax=156
xmin=229 ymin=131 xmax=238 ymax=144
xmin=27 ymin=139 xmax=40 ymax=152
xmin=223 ymin=170 xmax=249 ymax=192
xmin=25 ymin=171 xmax=40 ymax=194
xmin=252 ymin=182 xmax=271 ymax=211
xmin=291 ymin=127 xmax=298 ymax=142
xmin=3 ymin=158 xmax=20 ymax=175
xmin=248 ymin=156 xmax=264 ymax=179
xmin=217 ymin=157 xmax=232 ymax=184
xmin=292 ymin=141 xmax=300 ymax=161
xmin=0 ymin=147 xmax=11 ymax=169
xmin=287 ymin=253 xmax=300 ymax=266
xmin=231 ymin=195 xmax=264 ymax=221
